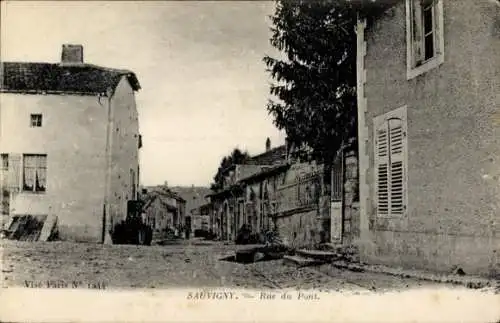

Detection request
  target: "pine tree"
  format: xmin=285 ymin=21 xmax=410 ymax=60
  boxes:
xmin=264 ymin=0 xmax=358 ymax=165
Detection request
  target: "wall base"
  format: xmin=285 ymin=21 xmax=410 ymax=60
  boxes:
xmin=360 ymin=229 xmax=499 ymax=278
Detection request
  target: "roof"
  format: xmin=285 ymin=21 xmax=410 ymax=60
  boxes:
xmin=239 ymin=163 xmax=290 ymax=184
xmin=163 ymin=190 xmax=186 ymax=203
xmin=205 ymin=184 xmax=244 ymax=199
xmin=207 ymin=163 xmax=289 ymax=199
xmin=142 ymin=194 xmax=177 ymax=212
xmin=245 ymin=145 xmax=287 ymax=166
xmin=0 ymin=62 xmax=141 ymax=95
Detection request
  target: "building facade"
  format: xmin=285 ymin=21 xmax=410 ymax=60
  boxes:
xmin=0 ymin=44 xmax=142 ymax=243
xmin=240 ymin=148 xmax=359 ymax=248
xmin=209 ymin=165 xmax=262 ymax=241
xmin=190 ymin=203 xmax=212 ymax=234
xmin=142 ymin=185 xmax=186 ymax=235
xmin=208 ymin=139 xmax=360 ymax=248
xmin=356 ymin=0 xmax=499 ymax=277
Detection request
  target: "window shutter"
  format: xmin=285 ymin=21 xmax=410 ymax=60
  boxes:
xmin=412 ymin=0 xmax=424 ymax=65
xmin=374 ymin=107 xmax=407 ymax=217
xmin=374 ymin=119 xmax=390 ymax=217
xmin=388 ymin=118 xmax=406 ymax=216
xmin=8 ymin=154 xmax=21 ymax=191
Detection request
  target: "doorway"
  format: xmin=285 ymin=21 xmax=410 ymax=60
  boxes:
xmin=330 ymin=152 xmax=344 ymax=244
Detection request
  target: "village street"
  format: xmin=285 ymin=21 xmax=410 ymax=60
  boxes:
xmin=1 ymin=240 xmax=457 ymax=292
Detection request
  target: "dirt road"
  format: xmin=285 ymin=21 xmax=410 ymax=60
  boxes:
xmin=1 ymin=240 xmax=455 ymax=291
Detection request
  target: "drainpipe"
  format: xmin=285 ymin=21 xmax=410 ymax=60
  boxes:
xmin=102 ymin=88 xmax=115 ymax=244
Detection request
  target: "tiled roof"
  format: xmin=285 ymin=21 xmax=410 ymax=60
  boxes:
xmin=245 ymin=145 xmax=287 ymax=166
xmin=239 ymin=163 xmax=290 ymax=184
xmin=0 ymin=62 xmax=140 ymax=95
xmin=143 ymin=194 xmax=178 ymax=212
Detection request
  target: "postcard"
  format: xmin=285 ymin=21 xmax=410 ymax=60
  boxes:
xmin=0 ymin=1 xmax=499 ymax=322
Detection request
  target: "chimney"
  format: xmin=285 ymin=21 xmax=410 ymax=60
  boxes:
xmin=61 ymin=44 xmax=84 ymax=64
xmin=265 ymin=137 xmax=271 ymax=152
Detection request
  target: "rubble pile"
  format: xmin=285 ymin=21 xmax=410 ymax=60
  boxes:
xmin=1 ymin=215 xmax=58 ymax=242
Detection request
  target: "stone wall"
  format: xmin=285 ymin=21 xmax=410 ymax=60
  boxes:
xmin=275 ymin=150 xmax=359 ymax=249
xmin=212 ymin=152 xmax=361 ymax=247
xmin=343 ymin=151 xmax=360 ymax=245
xmin=276 ymin=209 xmax=321 ymax=248
xmin=275 ymin=162 xmax=327 ymax=248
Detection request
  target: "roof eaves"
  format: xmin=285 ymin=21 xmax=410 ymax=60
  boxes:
xmin=80 ymin=63 xmax=141 ymax=91
xmin=0 ymin=88 xmax=103 ymax=96
xmin=207 ymin=183 xmax=243 ymax=199
xmin=248 ymin=145 xmax=286 ymax=161
xmin=1 ymin=61 xmax=141 ymax=94
xmin=239 ymin=163 xmax=290 ymax=184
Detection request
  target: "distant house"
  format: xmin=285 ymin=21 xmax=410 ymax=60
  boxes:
xmin=207 ymin=142 xmax=286 ymax=240
xmin=190 ymin=203 xmax=212 ymax=233
xmin=143 ymin=185 xmax=186 ymax=235
xmin=169 ymin=185 xmax=212 ymax=234
xmin=0 ymin=44 xmax=142 ymax=243
xmin=356 ymin=0 xmax=499 ymax=276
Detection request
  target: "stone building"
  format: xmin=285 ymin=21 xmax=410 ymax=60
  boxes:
xmin=247 ymin=146 xmax=359 ymax=249
xmin=0 ymin=44 xmax=142 ymax=243
xmin=190 ymin=202 xmax=212 ymax=234
xmin=356 ymin=0 xmax=499 ymax=277
xmin=207 ymin=142 xmax=286 ymax=240
xmin=171 ymin=186 xmax=212 ymax=235
xmin=208 ymin=139 xmax=359 ymax=248
xmin=142 ymin=185 xmax=186 ymax=234
xmin=208 ymin=163 xmax=265 ymax=240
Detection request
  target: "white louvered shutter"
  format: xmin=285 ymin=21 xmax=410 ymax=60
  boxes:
xmin=388 ymin=118 xmax=405 ymax=216
xmin=374 ymin=119 xmax=390 ymax=217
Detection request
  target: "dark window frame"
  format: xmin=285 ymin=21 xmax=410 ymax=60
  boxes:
xmin=30 ymin=114 xmax=43 ymax=127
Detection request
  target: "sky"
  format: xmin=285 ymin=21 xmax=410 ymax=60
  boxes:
xmin=0 ymin=1 xmax=286 ymax=187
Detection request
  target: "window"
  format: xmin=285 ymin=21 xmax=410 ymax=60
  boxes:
xmin=331 ymin=156 xmax=343 ymax=202
xmin=373 ymin=107 xmax=407 ymax=217
xmin=0 ymin=154 xmax=8 ymax=215
xmin=0 ymin=154 xmax=8 ymax=187
xmin=130 ymin=169 xmax=136 ymax=200
xmin=30 ymin=114 xmax=43 ymax=127
xmin=1 ymin=154 xmax=7 ymax=171
xmin=22 ymin=154 xmax=47 ymax=193
xmin=406 ymin=0 xmax=444 ymax=79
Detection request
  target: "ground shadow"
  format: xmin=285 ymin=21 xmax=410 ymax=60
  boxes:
xmin=219 ymin=253 xmax=283 ymax=265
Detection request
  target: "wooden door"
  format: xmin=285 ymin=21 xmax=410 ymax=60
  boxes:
xmin=330 ymin=152 xmax=344 ymax=244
